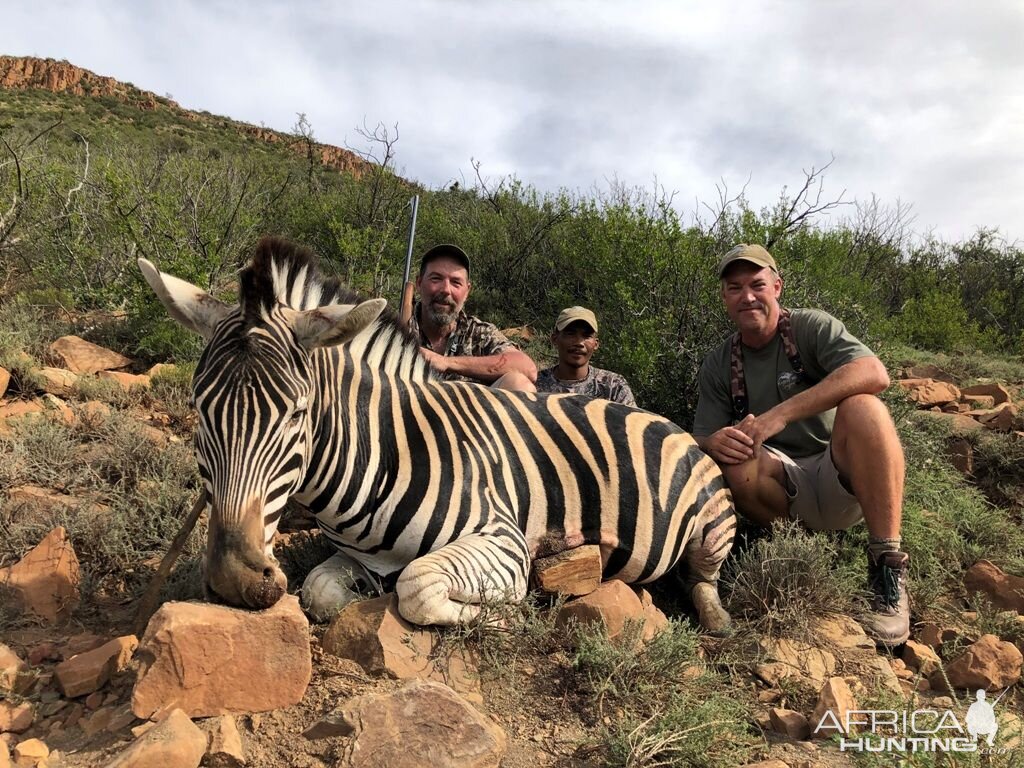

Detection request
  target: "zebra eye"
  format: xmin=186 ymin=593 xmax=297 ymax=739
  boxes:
xmin=287 ymin=396 xmax=308 ymax=427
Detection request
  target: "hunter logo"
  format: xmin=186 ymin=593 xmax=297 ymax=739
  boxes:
xmin=814 ymin=689 xmax=1013 ymax=754
xmin=965 ymin=689 xmax=999 ymax=745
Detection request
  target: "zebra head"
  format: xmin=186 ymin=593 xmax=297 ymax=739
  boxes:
xmin=138 ymin=240 xmax=385 ymax=609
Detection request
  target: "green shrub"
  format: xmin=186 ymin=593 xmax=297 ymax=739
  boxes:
xmin=0 ymin=407 xmax=203 ymax=618
xmin=72 ymin=374 xmax=145 ymax=408
xmin=0 ymin=298 xmax=72 ymax=362
xmin=890 ymin=287 xmax=996 ymax=352
xmin=723 ymin=520 xmax=857 ymax=637
xmin=572 ymin=621 xmax=756 ymax=767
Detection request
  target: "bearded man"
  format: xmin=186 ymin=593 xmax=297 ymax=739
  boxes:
xmin=409 ymin=244 xmax=536 ymax=390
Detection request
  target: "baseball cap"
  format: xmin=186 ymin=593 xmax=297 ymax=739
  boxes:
xmin=419 ymin=244 xmax=471 ymax=275
xmin=717 ymin=243 xmax=778 ymax=277
xmin=554 ymin=306 xmax=598 ymax=333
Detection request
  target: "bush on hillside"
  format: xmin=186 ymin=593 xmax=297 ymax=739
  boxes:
xmin=2 ymin=109 xmax=1024 ymax=422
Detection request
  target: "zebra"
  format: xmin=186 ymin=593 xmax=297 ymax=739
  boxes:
xmin=138 ymin=237 xmax=736 ymax=631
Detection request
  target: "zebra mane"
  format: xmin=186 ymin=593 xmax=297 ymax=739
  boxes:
xmin=237 ymin=236 xmax=431 ymax=379
xmin=239 ymin=236 xmax=359 ymax=318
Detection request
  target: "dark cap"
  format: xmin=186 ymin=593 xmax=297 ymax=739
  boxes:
xmin=419 ymin=244 xmax=471 ymax=275
xmin=717 ymin=243 xmax=778 ymax=278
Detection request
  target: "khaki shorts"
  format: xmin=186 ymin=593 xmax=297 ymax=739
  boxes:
xmin=765 ymin=445 xmax=863 ymax=531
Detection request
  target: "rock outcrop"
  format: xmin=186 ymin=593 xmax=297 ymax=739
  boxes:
xmin=555 ymin=580 xmax=668 ymax=645
xmin=55 ymin=635 xmax=137 ymax=698
xmin=334 ymin=680 xmax=506 ymax=768
xmin=964 ymin=560 xmax=1024 ymax=614
xmin=931 ymin=634 xmax=1023 ymax=691
xmin=49 ymin=335 xmax=133 ymax=374
xmin=0 ymin=526 xmax=80 ymax=624
xmin=0 ymin=56 xmax=373 ymax=178
xmin=107 ymin=709 xmax=207 ymax=768
xmin=322 ymin=595 xmax=481 ymax=703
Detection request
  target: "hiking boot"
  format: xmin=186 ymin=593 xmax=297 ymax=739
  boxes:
xmin=863 ymin=550 xmax=910 ymax=647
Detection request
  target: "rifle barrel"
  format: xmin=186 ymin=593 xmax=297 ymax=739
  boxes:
xmin=402 ymin=195 xmax=420 ymax=285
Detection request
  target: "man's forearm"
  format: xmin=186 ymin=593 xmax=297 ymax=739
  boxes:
xmin=770 ymin=356 xmax=890 ymax=426
xmin=442 ymin=350 xmax=538 ymax=383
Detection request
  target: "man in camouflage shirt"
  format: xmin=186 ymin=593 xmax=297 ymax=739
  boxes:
xmin=535 ymin=307 xmax=637 ymax=406
xmin=409 ymin=244 xmax=537 ymax=390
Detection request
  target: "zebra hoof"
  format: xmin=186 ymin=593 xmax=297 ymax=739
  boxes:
xmin=691 ymin=581 xmax=732 ymax=636
xmin=301 ymin=564 xmax=363 ymax=623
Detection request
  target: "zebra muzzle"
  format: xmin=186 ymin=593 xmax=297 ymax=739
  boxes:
xmin=206 ymin=556 xmax=287 ymax=610
xmin=205 ymin=530 xmax=288 ymax=610
xmin=244 ymin=567 xmax=287 ymax=610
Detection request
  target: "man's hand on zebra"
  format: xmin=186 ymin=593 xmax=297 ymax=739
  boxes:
xmin=418 ymin=346 xmax=449 ymax=373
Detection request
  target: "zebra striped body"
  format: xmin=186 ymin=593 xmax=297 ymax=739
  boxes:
xmin=296 ymin=351 xmax=729 ymax=584
xmin=140 ymin=238 xmax=736 ymax=628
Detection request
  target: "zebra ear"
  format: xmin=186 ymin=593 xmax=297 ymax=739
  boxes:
xmin=138 ymin=259 xmax=232 ymax=340
xmin=289 ymin=298 xmax=387 ymax=350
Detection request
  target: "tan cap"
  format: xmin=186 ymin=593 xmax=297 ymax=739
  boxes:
xmin=554 ymin=306 xmax=598 ymax=333
xmin=717 ymin=243 xmax=778 ymax=277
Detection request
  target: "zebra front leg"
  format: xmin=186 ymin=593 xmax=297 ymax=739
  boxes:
xmin=301 ymin=550 xmax=378 ymax=623
xmin=396 ymin=529 xmax=529 ymax=626
xmin=684 ymin=505 xmax=737 ymax=635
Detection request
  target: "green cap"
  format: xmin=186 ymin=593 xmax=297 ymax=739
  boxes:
xmin=717 ymin=243 xmax=778 ymax=277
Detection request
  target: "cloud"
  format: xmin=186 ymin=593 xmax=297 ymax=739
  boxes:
xmin=1 ymin=0 xmax=1021 ymax=241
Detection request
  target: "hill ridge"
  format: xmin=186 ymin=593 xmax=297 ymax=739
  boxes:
xmin=0 ymin=54 xmax=371 ymax=176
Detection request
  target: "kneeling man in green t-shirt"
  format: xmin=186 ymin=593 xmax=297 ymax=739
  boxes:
xmin=692 ymin=243 xmax=909 ymax=647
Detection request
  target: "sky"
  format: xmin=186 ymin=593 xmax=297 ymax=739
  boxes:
xmin=3 ymin=0 xmax=1023 ymax=243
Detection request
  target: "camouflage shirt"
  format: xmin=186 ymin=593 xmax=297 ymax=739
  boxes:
xmin=535 ymin=365 xmax=637 ymax=407
xmin=409 ymin=302 xmax=517 ymax=382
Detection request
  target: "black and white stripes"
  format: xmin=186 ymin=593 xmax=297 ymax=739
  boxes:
xmin=140 ymin=237 xmax=737 ymax=628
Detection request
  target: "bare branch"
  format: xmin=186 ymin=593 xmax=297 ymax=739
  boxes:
xmin=697 ymin=174 xmax=751 ymax=237
xmin=765 ymin=156 xmax=851 ymax=249
xmin=63 ymin=132 xmax=90 ymax=211
xmin=471 ymin=158 xmax=505 ymax=214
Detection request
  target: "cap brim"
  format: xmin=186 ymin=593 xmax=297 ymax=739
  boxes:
xmin=719 ymin=257 xmax=775 ymax=277
xmin=555 ymin=319 xmax=597 ymax=332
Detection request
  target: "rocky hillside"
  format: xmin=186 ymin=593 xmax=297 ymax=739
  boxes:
xmin=0 ymin=55 xmax=371 ymax=177
xmin=0 ymin=56 xmax=170 ymax=109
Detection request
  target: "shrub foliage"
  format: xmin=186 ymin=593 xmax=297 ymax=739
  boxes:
xmin=3 ymin=91 xmax=1022 ymax=425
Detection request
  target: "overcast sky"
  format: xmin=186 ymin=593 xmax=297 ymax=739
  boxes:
xmin=3 ymin=1 xmax=1022 ymax=243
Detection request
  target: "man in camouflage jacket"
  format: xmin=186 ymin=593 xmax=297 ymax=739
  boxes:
xmin=535 ymin=306 xmax=637 ymax=406
xmin=410 ymin=244 xmax=536 ymax=390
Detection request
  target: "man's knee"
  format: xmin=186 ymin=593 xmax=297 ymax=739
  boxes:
xmin=493 ymin=372 xmax=536 ymax=392
xmin=719 ymin=459 xmax=755 ymax=491
xmin=835 ymin=393 xmax=891 ymax=430
xmin=719 ymin=456 xmax=789 ymax=526
xmin=720 ymin=456 xmax=768 ymax=506
xmin=833 ymin=394 xmax=900 ymax=461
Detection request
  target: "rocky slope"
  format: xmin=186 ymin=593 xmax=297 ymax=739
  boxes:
xmin=2 ymin=338 xmax=1024 ymax=767
xmin=0 ymin=55 xmax=371 ymax=177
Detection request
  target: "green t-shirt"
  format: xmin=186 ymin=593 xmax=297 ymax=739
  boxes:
xmin=692 ymin=308 xmax=875 ymax=458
